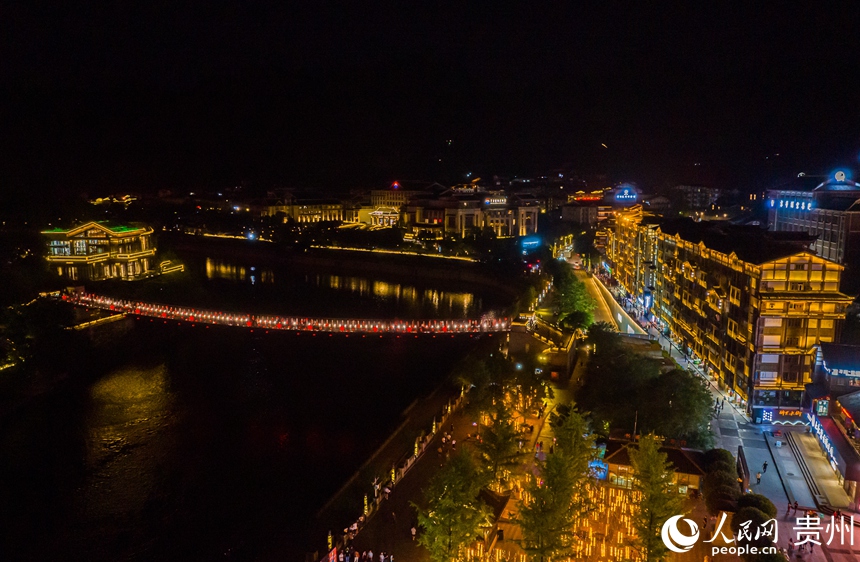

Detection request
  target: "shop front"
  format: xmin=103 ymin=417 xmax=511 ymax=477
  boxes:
xmin=805 ymin=412 xmax=860 ymax=493
xmin=751 ymin=406 xmax=805 ymax=425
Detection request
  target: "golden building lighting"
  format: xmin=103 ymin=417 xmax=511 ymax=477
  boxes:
xmin=42 ymin=221 xmax=157 ymax=281
xmin=607 ymin=206 xmax=854 ymax=422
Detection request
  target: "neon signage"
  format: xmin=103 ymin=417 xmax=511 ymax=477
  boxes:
xmin=806 ymin=412 xmax=836 ymax=464
xmin=615 ymin=188 xmax=637 ymax=201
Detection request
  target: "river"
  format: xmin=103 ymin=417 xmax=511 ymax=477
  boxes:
xmin=0 ymin=256 xmax=507 ymax=561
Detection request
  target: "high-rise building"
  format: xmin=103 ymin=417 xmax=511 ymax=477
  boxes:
xmin=607 ymin=207 xmax=854 ymax=422
xmin=766 ymin=172 xmax=860 ymax=288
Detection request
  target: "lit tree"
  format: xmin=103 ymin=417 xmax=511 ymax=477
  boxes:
xmin=476 ymin=402 xmax=521 ymax=487
xmin=413 ymin=451 xmax=491 ymax=562
xmin=519 ymin=406 xmax=596 ymax=561
xmin=628 ymin=434 xmax=685 ymax=562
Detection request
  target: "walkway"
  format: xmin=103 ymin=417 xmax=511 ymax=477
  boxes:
xmin=55 ymin=292 xmax=510 ymax=334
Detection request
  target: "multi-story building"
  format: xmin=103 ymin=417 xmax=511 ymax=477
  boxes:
xmin=608 ymin=207 xmax=854 ymax=422
xmin=404 ymin=192 xmax=540 ymax=239
xmin=676 ymin=185 xmax=722 ymax=211
xmin=766 ymin=172 xmax=860 ymax=289
xmin=43 ymin=221 xmax=157 ymax=281
xmin=369 ymin=181 xmax=446 ymax=209
xmin=560 ymin=202 xmax=599 ymax=226
xmin=261 ymin=192 xmax=344 ymax=223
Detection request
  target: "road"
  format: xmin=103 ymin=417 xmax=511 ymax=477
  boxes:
xmin=573 ymin=269 xmax=617 ymax=329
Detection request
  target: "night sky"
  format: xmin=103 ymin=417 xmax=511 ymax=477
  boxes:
xmin=3 ymin=3 xmax=860 ymax=196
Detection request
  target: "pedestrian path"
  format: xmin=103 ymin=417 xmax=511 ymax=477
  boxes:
xmin=790 ymin=429 xmax=854 ymax=511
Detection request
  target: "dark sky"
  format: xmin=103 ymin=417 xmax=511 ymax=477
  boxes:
xmin=3 ymin=2 xmax=860 ymax=196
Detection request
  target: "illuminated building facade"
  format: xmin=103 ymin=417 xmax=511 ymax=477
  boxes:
xmin=262 ymin=195 xmax=344 ymax=223
xmin=404 ymin=193 xmax=539 ymax=239
xmin=43 ymin=221 xmax=156 ymax=281
xmin=608 ymin=207 xmax=854 ymax=421
xmin=766 ymin=172 xmax=860 ymax=276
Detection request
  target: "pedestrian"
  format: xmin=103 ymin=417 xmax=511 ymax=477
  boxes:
xmin=383 ymin=486 xmax=390 ymax=500
xmin=368 ymin=550 xmax=373 ymax=562
xmin=441 ymin=436 xmax=446 ymax=445
xmin=756 ymin=472 xmax=761 ymax=484
xmin=793 ymin=501 xmax=799 ymax=512
xmin=411 ymin=526 xmax=417 ymax=540
xmin=451 ymin=439 xmax=456 ymax=450
xmin=339 ymin=552 xmax=344 ymax=562
xmin=549 ymin=444 xmax=554 ymax=454
xmin=788 ymin=538 xmax=794 ymax=555
xmin=762 ymin=461 xmax=768 ymax=473
xmin=810 ymin=541 xmax=815 ymax=553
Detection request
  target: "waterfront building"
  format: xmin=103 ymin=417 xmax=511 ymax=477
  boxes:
xmin=404 ymin=191 xmax=540 ymax=239
xmin=766 ymin=172 xmax=860 ymax=291
xmin=607 ymin=206 xmax=854 ymax=421
xmin=261 ymin=191 xmax=344 ymax=223
xmin=42 ymin=221 xmax=157 ymax=281
xmin=369 ymin=181 xmax=446 ymax=209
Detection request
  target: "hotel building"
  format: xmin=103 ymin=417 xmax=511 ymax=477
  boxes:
xmin=767 ymin=172 xmax=860 ymax=292
xmin=607 ymin=207 xmax=854 ymax=423
xmin=43 ymin=221 xmax=157 ymax=281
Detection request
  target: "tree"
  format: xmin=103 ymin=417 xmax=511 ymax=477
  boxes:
xmin=702 ymin=470 xmax=740 ymax=515
xmin=413 ymin=451 xmax=492 ymax=562
xmin=643 ymin=368 xmax=715 ymax=448
xmin=629 ymin=434 xmax=685 ymax=562
xmin=703 ymin=448 xmax=735 ymax=470
xmin=736 ymin=493 xmax=777 ymax=519
xmin=519 ymin=407 xmax=596 ymax=561
xmin=476 ymin=402 xmax=521 ymax=486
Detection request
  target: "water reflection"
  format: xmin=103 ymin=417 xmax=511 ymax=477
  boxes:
xmin=205 ymin=258 xmax=275 ymax=283
xmin=201 ymin=258 xmax=486 ymax=318
xmin=311 ymin=274 xmax=476 ymax=314
xmin=82 ymin=365 xmax=173 ymax=520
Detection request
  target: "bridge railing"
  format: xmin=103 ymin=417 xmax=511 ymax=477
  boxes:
xmin=57 ymin=292 xmax=512 ymax=334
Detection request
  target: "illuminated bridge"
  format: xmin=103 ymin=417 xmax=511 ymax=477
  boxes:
xmin=60 ymin=292 xmax=511 ymax=334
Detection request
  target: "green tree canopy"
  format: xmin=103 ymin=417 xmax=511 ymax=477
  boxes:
xmin=476 ymin=402 xmax=521 ymax=485
xmin=519 ymin=406 xmax=596 ymax=562
xmin=703 ymin=448 xmax=735 ymax=470
xmin=629 ymin=434 xmax=685 ymax=562
xmin=413 ymin=450 xmax=492 ymax=562
xmin=736 ymin=493 xmax=777 ymax=519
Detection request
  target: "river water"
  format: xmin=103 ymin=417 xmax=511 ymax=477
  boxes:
xmin=0 ymin=257 xmax=505 ymax=561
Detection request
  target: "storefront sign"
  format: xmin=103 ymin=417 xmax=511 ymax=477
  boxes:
xmin=806 ymin=413 xmax=836 ymax=464
xmin=829 ymin=368 xmax=860 ymax=377
xmin=778 ymin=409 xmax=802 ymax=417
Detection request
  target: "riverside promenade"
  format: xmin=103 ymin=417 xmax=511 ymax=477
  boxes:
xmin=345 ymin=389 xmax=554 ymax=559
